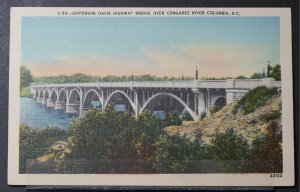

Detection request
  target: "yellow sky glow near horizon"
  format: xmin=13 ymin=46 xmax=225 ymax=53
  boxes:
xmin=26 ymin=43 xmax=272 ymax=78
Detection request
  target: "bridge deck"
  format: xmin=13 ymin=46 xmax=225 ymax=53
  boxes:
xmin=30 ymin=79 xmax=280 ymax=90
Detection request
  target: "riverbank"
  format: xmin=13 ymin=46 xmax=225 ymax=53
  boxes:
xmin=20 ymin=86 xmax=31 ymax=97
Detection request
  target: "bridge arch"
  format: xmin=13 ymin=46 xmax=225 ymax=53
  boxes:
xmin=212 ymin=96 xmax=226 ymax=109
xmin=68 ymin=88 xmax=81 ymax=104
xmin=49 ymin=88 xmax=59 ymax=101
xmin=58 ymin=88 xmax=68 ymax=102
xmin=32 ymin=88 xmax=38 ymax=98
xmin=140 ymin=92 xmax=198 ymax=121
xmin=43 ymin=88 xmax=52 ymax=99
xmin=38 ymin=89 xmax=43 ymax=98
xmin=104 ymin=90 xmax=136 ymax=114
xmin=82 ymin=89 xmax=103 ymax=110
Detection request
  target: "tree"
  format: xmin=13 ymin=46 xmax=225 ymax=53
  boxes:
xmin=69 ymin=108 xmax=165 ymax=173
xmin=235 ymin=75 xmax=247 ymax=79
xmin=270 ymin=64 xmax=281 ymax=81
xmin=165 ymin=111 xmax=182 ymax=126
xmin=181 ymin=111 xmax=194 ymax=121
xmin=250 ymin=73 xmax=263 ymax=79
xmin=153 ymin=133 xmax=208 ymax=173
xmin=20 ymin=65 xmax=33 ymax=88
xmin=208 ymin=128 xmax=249 ymax=172
xmin=19 ymin=124 xmax=68 ymax=173
xmin=247 ymin=121 xmax=282 ymax=173
xmin=210 ymin=106 xmax=222 ymax=115
xmin=153 ymin=134 xmax=191 ymax=173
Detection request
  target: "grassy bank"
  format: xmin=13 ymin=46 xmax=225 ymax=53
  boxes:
xmin=20 ymin=86 xmax=31 ymax=97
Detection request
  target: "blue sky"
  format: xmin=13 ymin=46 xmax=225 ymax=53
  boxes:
xmin=22 ymin=16 xmax=280 ymax=77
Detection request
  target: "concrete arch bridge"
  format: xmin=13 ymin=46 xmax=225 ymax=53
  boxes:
xmin=30 ymin=78 xmax=280 ymax=121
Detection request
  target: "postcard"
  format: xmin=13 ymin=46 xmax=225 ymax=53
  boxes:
xmin=8 ymin=7 xmax=294 ymax=186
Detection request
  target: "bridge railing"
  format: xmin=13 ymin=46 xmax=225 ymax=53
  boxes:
xmin=233 ymin=79 xmax=281 ymax=89
xmin=30 ymin=79 xmax=281 ymax=89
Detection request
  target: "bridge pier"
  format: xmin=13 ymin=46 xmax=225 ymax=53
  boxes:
xmin=134 ymin=91 xmax=139 ymax=117
xmin=54 ymin=101 xmax=65 ymax=110
xmin=66 ymin=103 xmax=80 ymax=115
xmin=46 ymin=99 xmax=55 ymax=108
xmin=37 ymin=97 xmax=42 ymax=104
xmin=193 ymin=89 xmax=208 ymax=116
xmin=197 ymin=92 xmax=207 ymax=115
xmin=41 ymin=98 xmax=47 ymax=105
xmin=81 ymin=108 xmax=88 ymax=117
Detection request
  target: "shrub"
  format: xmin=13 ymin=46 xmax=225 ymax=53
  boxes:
xmin=153 ymin=133 xmax=208 ymax=173
xmin=208 ymin=128 xmax=249 ymax=172
xmin=247 ymin=121 xmax=282 ymax=173
xmin=19 ymin=124 xmax=68 ymax=173
xmin=259 ymin=111 xmax=281 ymax=122
xmin=200 ymin=112 xmax=207 ymax=119
xmin=181 ymin=111 xmax=194 ymax=121
xmin=210 ymin=106 xmax=222 ymax=115
xmin=68 ymin=107 xmax=165 ymax=173
xmin=233 ymin=86 xmax=278 ymax=115
xmin=165 ymin=111 xmax=182 ymax=126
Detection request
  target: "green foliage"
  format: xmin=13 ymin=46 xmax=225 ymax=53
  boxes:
xmin=69 ymin=108 xmax=164 ymax=173
xmin=210 ymin=106 xmax=222 ymax=115
xmin=259 ymin=111 xmax=281 ymax=122
xmin=153 ymin=133 xmax=208 ymax=173
xmin=33 ymin=73 xmax=194 ymax=84
xmin=134 ymin=110 xmax=165 ymax=163
xmin=235 ymin=75 xmax=248 ymax=79
xmin=19 ymin=124 xmax=68 ymax=173
xmin=231 ymin=106 xmax=238 ymax=115
xmin=181 ymin=111 xmax=194 ymax=121
xmin=247 ymin=121 xmax=282 ymax=172
xmin=270 ymin=64 xmax=281 ymax=81
xmin=20 ymin=66 xmax=33 ymax=88
xmin=250 ymin=73 xmax=264 ymax=79
xmin=233 ymin=86 xmax=278 ymax=115
xmin=20 ymin=86 xmax=31 ymax=97
xmin=203 ymin=77 xmax=233 ymax=80
xmin=165 ymin=111 xmax=182 ymax=126
xmin=200 ymin=112 xmax=207 ymax=119
xmin=208 ymin=128 xmax=249 ymax=172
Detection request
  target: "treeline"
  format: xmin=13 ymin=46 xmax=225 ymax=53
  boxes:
xmin=21 ymin=106 xmax=282 ymax=174
xmin=20 ymin=64 xmax=281 ymax=86
xmin=33 ymin=73 xmax=194 ymax=84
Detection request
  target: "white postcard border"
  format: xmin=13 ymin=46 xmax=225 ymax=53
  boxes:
xmin=8 ymin=7 xmax=294 ymax=186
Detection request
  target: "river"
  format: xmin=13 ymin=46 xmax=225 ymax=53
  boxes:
xmin=20 ymin=97 xmax=77 ymax=129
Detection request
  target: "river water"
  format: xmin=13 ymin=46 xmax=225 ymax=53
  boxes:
xmin=20 ymin=97 xmax=77 ymax=129
xmin=20 ymin=97 xmax=128 ymax=129
xmin=20 ymin=97 xmax=174 ymax=129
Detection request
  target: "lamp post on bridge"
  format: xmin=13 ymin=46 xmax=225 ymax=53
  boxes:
xmin=195 ymin=65 xmax=199 ymax=80
xmin=266 ymin=59 xmax=271 ymax=78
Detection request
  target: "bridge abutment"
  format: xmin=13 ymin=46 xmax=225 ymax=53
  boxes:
xmin=225 ymin=89 xmax=248 ymax=104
